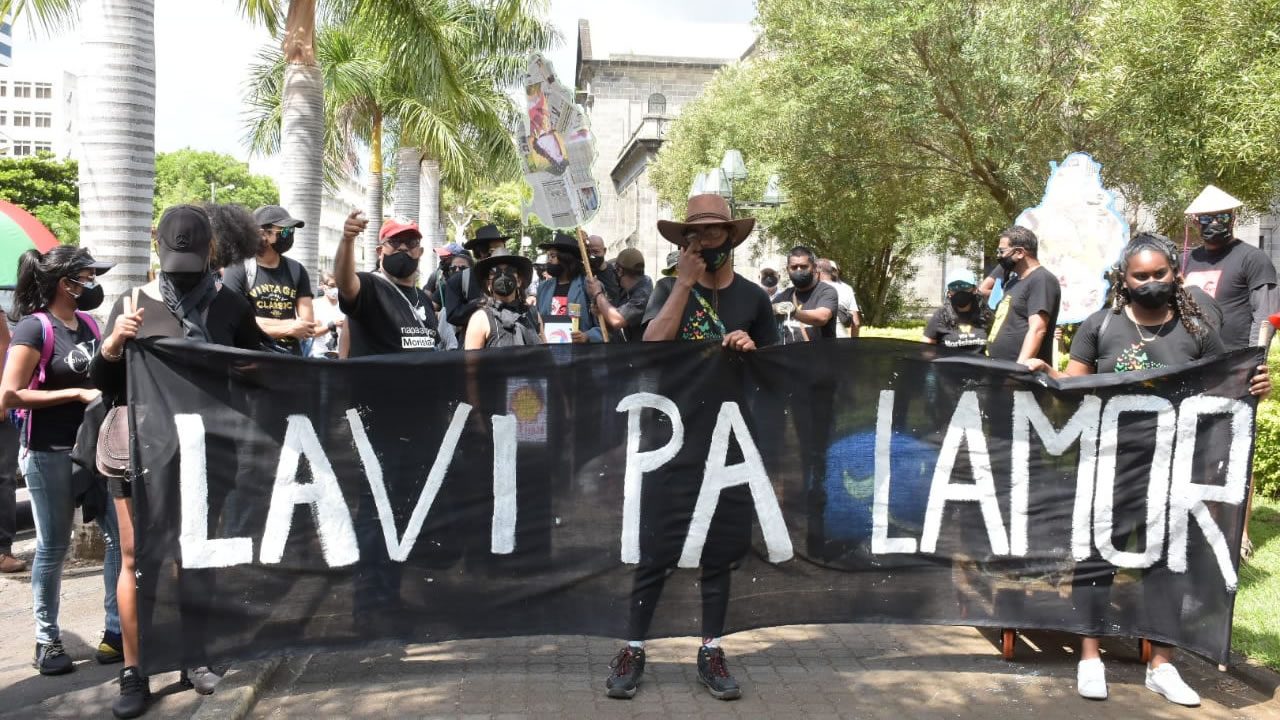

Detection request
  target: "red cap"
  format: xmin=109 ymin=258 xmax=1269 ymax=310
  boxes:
xmin=379 ymin=218 xmax=422 ymax=242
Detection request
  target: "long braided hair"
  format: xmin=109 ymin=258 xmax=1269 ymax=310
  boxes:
xmin=1110 ymin=233 xmax=1208 ymax=335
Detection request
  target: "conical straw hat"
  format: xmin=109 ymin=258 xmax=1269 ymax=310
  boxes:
xmin=1185 ymin=185 xmax=1243 ymax=215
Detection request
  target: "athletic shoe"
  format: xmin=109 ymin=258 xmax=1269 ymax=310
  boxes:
xmin=1076 ymin=657 xmax=1107 ymax=700
xmin=187 ymin=666 xmax=227 ymax=695
xmin=112 ymin=666 xmax=150 ymax=719
xmin=1145 ymin=663 xmax=1200 ymax=706
xmin=96 ymin=630 xmax=124 ymax=664
xmin=605 ymin=646 xmax=645 ymax=699
xmin=34 ymin=639 xmax=74 ymax=675
xmin=0 ymin=552 xmax=25 ymax=573
xmin=696 ymin=646 xmax=741 ymax=700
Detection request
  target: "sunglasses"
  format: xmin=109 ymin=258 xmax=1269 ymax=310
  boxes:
xmin=683 ymin=225 xmax=730 ymax=243
xmin=67 ymin=276 xmax=99 ymax=290
xmin=382 ymin=236 xmax=422 ymax=251
xmin=1196 ymin=213 xmax=1232 ymax=226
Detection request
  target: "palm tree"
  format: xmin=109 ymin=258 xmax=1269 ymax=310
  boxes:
xmin=1 ymin=0 xmax=156 ymax=308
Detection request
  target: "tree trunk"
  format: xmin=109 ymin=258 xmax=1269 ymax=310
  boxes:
xmin=79 ymin=0 xmax=156 ymax=314
xmin=419 ymin=157 xmax=443 ymax=253
xmin=363 ymin=112 xmax=383 ymax=271
xmin=392 ymin=147 xmax=421 ymax=222
xmin=279 ymin=63 xmax=324 ymax=274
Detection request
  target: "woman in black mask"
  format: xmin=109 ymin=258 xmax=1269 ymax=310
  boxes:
xmin=922 ymin=269 xmax=992 ymax=352
xmin=464 ymin=248 xmax=542 ymax=349
xmin=1022 ymin=234 xmax=1269 ymax=706
xmin=89 ymin=204 xmax=264 ymax=718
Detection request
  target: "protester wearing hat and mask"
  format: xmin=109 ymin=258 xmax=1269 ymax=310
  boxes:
xmin=426 ymin=241 xmax=469 ymax=311
xmin=661 ymin=250 xmax=681 ymax=278
xmin=923 ymin=269 xmax=993 ymax=352
xmin=536 ymin=231 xmax=603 ymax=343
xmin=1181 ymin=185 xmax=1278 ymax=563
xmin=772 ymin=245 xmax=839 ymax=342
xmin=464 ymin=248 xmax=542 ymax=349
xmin=88 ymin=204 xmax=263 ymax=717
xmin=605 ymin=195 xmax=777 ymax=703
xmin=334 ymin=212 xmax=441 ymax=357
xmin=444 ymin=224 xmax=513 ymax=333
xmin=585 ymin=247 xmax=651 ymax=342
xmin=759 ymin=268 xmax=780 ymax=298
xmin=221 ymin=205 xmax=321 ymax=355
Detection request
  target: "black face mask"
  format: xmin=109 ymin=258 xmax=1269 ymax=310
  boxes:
xmin=789 ymin=270 xmax=815 ymax=289
xmin=1129 ymin=280 xmax=1174 ymax=309
xmin=69 ymin=282 xmax=105 ymax=312
xmin=491 ymin=269 xmax=518 ymax=297
xmin=273 ymin=227 xmax=295 ymax=254
xmin=1201 ymin=222 xmax=1232 ymax=246
xmin=589 ymin=255 xmax=604 ymax=272
xmin=761 ymin=275 xmax=778 ymax=288
xmin=381 ymin=251 xmax=419 ymax=279
xmin=950 ymin=290 xmax=975 ymax=310
xmin=700 ymin=246 xmax=731 ymax=272
xmin=166 ymin=271 xmax=206 ymax=293
xmin=997 ymin=251 xmax=1019 ymax=273
xmin=545 ymin=262 xmax=566 ymax=279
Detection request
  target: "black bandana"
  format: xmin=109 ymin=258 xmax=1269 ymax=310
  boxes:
xmin=158 ymin=271 xmax=218 ymax=342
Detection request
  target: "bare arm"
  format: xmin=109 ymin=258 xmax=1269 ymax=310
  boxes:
xmin=334 ymin=210 xmax=366 ymax=302
xmin=1 ymin=345 xmax=97 ymax=410
xmin=586 ymin=278 xmax=627 ymax=329
xmin=850 ymin=310 xmax=862 ymax=336
xmin=1017 ymin=311 xmax=1050 ymax=363
xmin=793 ymin=306 xmax=833 ymax=326
xmin=645 ymin=244 xmax=705 ymax=341
xmin=463 ymin=307 xmax=490 ymax=350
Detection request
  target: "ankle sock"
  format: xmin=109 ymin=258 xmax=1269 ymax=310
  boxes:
xmin=702 ymin=637 xmax=721 ymax=649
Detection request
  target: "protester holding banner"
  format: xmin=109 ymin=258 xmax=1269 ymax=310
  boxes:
xmin=1022 ymin=235 xmax=1269 ymax=706
xmin=604 ymin=194 xmax=778 ymax=702
xmin=536 ymin=232 xmax=602 ymax=343
xmin=89 ymin=204 xmax=264 ymax=718
xmin=464 ymin=248 xmax=542 ymax=348
xmin=585 ymin=248 xmax=651 ymax=342
xmin=772 ymin=245 xmax=839 ymax=342
xmin=923 ymin=269 xmax=992 ymax=352
xmin=0 ymin=245 xmax=120 ymax=678
xmin=334 ymin=213 xmax=442 ymax=357
xmin=986 ymin=226 xmax=1060 ymax=363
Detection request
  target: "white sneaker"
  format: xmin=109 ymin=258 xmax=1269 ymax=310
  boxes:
xmin=1077 ymin=657 xmax=1107 ymax=700
xmin=1145 ymin=663 xmax=1200 ymax=706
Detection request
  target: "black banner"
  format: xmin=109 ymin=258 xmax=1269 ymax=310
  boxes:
xmin=128 ymin=339 xmax=1259 ymax=672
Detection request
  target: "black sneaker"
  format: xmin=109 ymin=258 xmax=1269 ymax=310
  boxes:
xmin=34 ymin=640 xmax=74 ymax=675
xmin=605 ymin=646 xmax=645 ymax=699
xmin=697 ymin=646 xmax=741 ymax=700
xmin=112 ymin=666 xmax=150 ymax=719
xmin=96 ymin=630 xmax=124 ymax=664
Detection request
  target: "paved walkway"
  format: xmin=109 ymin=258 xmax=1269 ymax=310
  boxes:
xmin=1 ymin=538 xmax=1277 ymax=719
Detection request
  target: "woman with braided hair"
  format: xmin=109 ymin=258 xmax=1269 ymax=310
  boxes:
xmin=1022 ymin=234 xmax=1270 ymax=706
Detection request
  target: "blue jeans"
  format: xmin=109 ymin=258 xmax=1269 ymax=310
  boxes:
xmin=23 ymin=449 xmax=121 ymax=644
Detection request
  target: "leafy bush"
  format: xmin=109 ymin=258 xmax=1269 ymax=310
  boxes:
xmin=1256 ymin=400 xmax=1280 ymax=499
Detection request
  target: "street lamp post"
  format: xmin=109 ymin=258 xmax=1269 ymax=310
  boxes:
xmin=687 ymin=149 xmax=788 ymax=215
xmin=210 ymin=183 xmax=235 ymax=203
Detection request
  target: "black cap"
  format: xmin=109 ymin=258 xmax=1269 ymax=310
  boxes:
xmin=253 ymin=204 xmax=305 ymax=229
xmin=157 ymin=205 xmax=213 ymax=273
xmin=464 ymin=223 xmax=512 ymax=251
xmin=538 ymin=231 xmax=581 ymax=254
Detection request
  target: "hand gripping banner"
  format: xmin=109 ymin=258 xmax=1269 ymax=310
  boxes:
xmin=126 ymin=339 xmax=1259 ymax=672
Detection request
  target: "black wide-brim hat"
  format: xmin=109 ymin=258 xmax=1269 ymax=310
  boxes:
xmin=473 ymin=248 xmax=534 ymax=290
xmin=464 ymin=223 xmax=513 ymax=252
xmin=657 ymin=193 xmax=755 ymax=248
xmin=538 ymin=231 xmax=582 ymax=255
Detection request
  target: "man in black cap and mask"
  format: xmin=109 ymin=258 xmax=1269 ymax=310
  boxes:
xmin=444 ymin=224 xmax=513 ymax=334
xmin=221 ymin=204 xmax=321 ymax=354
xmin=333 ymin=213 xmax=441 ymax=357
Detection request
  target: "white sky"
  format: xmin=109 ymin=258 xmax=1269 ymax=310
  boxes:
xmin=8 ymin=0 xmax=755 ymax=163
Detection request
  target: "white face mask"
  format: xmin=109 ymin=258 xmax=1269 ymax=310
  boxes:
xmin=325 ymin=287 xmax=339 ymax=301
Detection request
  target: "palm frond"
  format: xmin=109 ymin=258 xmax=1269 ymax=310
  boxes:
xmin=0 ymin=0 xmax=78 ymax=35
xmin=236 ymin=0 xmax=284 ymax=37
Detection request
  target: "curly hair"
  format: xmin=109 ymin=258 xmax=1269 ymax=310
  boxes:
xmin=205 ymin=203 xmax=263 ymax=270
xmin=1110 ymin=233 xmax=1207 ymax=335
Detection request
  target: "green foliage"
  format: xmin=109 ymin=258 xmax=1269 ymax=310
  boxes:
xmin=1233 ymin=496 xmax=1280 ymax=669
xmin=0 ymin=152 xmax=80 ymax=245
xmin=1255 ymin=402 xmax=1280 ymax=498
xmin=153 ymin=149 xmax=279 ymax=223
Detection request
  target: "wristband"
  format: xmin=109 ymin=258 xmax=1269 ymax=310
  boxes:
xmin=101 ymin=344 xmax=123 ymax=362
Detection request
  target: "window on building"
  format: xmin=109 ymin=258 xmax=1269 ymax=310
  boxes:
xmin=0 ymin=83 xmax=7 ymax=98
xmin=0 ymin=112 xmax=7 ymax=126
xmin=33 ymin=142 xmax=51 ymax=154
xmin=34 ymin=112 xmax=51 ymax=128
xmin=34 ymin=83 xmax=52 ymax=99
xmin=12 ymin=112 xmax=31 ymax=127
xmin=12 ymin=142 xmax=32 ymax=156
xmin=647 ymin=93 xmax=666 ymax=115
xmin=13 ymin=82 xmax=31 ymax=98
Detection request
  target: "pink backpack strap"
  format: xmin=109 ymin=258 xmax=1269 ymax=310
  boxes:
xmin=75 ymin=310 xmax=102 ymax=343
xmin=30 ymin=312 xmax=55 ymax=389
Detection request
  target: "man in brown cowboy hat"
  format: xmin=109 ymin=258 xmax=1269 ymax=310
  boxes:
xmin=604 ymin=194 xmax=778 ymax=702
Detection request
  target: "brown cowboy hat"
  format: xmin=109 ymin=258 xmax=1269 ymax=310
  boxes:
xmin=657 ymin=193 xmax=755 ymax=248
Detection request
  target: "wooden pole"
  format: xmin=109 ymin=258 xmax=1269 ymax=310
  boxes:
xmin=575 ymin=228 xmax=610 ymax=343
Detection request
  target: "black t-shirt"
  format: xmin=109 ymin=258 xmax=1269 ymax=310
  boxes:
xmin=92 ymin=285 xmax=264 ymax=405
xmin=925 ymin=305 xmax=990 ymax=352
xmin=1183 ymin=240 xmax=1278 ymax=350
xmin=339 ymin=271 xmax=441 ymax=357
xmin=443 ymin=267 xmax=485 ymax=329
xmin=642 ymin=274 xmax=780 ymax=346
xmin=11 ymin=313 xmax=99 ymax=451
xmin=1186 ymin=285 xmax=1223 ymax=332
xmin=773 ymin=281 xmax=840 ymax=341
xmin=1070 ymin=307 xmax=1224 ymax=373
xmin=222 ymin=258 xmax=313 ymax=354
xmin=987 ymin=266 xmax=1060 ymax=363
xmin=617 ymin=275 xmax=653 ymax=343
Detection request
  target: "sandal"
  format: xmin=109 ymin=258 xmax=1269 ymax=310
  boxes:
xmin=1242 ymin=536 xmax=1255 ymax=563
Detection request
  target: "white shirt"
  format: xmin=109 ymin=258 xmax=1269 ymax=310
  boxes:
xmin=831 ymin=279 xmax=859 ymax=338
